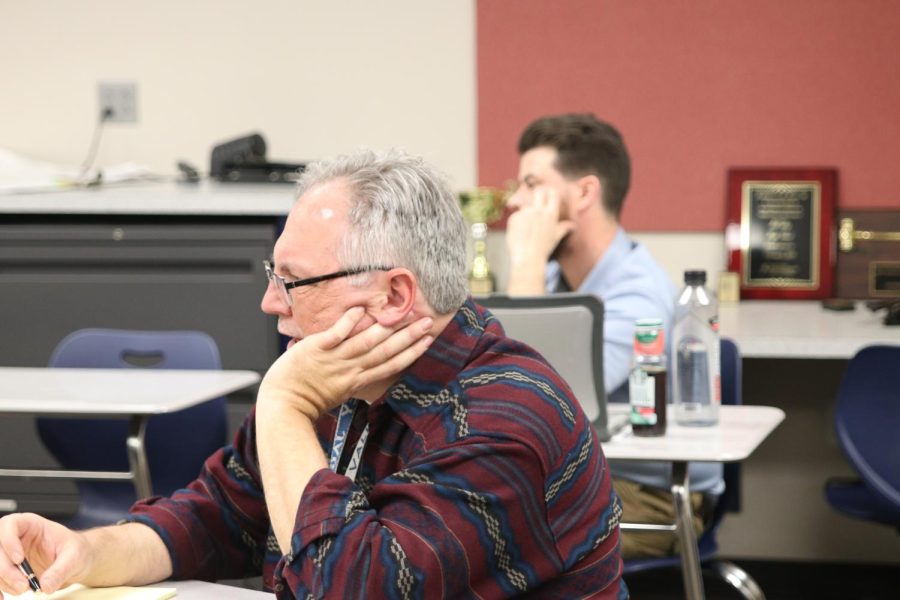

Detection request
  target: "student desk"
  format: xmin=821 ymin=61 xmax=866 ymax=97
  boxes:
xmin=0 ymin=182 xmax=287 ymax=512
xmin=604 ymin=405 xmax=785 ymax=600
xmin=0 ymin=367 xmax=260 ymax=500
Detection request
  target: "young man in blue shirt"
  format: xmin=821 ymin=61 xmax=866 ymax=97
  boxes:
xmin=505 ymin=113 xmax=722 ymax=558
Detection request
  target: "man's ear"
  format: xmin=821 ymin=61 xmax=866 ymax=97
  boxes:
xmin=573 ymin=174 xmax=602 ymax=215
xmin=369 ymin=268 xmax=417 ymax=326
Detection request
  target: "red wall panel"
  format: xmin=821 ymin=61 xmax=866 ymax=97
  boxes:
xmin=477 ymin=0 xmax=900 ymax=231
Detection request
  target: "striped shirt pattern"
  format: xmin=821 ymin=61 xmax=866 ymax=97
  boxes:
xmin=129 ymin=298 xmax=626 ymax=598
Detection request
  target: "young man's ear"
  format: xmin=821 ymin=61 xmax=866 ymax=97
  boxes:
xmin=369 ymin=268 xmax=417 ymax=326
xmin=573 ymin=174 xmax=602 ymax=214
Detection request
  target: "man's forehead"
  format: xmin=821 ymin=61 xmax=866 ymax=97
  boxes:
xmin=274 ymin=181 xmax=350 ymax=270
xmin=295 ymin=180 xmax=351 ymax=215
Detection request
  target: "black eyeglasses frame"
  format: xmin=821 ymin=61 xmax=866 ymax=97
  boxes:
xmin=263 ymin=260 xmax=394 ymax=306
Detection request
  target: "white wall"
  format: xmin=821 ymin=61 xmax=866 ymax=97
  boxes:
xmin=0 ymin=1 xmax=476 ymax=188
xmin=630 ymin=231 xmax=727 ymax=291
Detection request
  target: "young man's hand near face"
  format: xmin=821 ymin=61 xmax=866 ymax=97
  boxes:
xmin=506 ymin=186 xmax=574 ymax=295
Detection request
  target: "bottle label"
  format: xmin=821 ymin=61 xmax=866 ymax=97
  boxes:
xmin=629 ymin=368 xmax=658 ymax=425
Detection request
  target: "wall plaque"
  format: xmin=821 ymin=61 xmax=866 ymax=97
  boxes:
xmin=726 ymin=169 xmax=836 ymax=299
xmin=835 ymin=210 xmax=900 ymax=299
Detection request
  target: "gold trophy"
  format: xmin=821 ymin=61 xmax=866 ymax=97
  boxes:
xmin=458 ymin=187 xmax=507 ymax=296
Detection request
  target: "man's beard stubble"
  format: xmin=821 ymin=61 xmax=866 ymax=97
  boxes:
xmin=549 ymin=231 xmax=572 ymax=262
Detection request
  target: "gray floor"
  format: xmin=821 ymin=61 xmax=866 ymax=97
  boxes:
xmin=624 ymin=559 xmax=900 ymax=599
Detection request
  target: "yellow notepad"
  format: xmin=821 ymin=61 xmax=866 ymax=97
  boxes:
xmin=8 ymin=583 xmax=176 ymax=599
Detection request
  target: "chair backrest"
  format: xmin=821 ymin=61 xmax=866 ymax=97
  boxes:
xmin=475 ymin=293 xmax=615 ymax=440
xmin=38 ymin=328 xmax=226 ymax=500
xmin=834 ymin=345 xmax=900 ymax=513
xmin=710 ymin=337 xmax=743 ymax=519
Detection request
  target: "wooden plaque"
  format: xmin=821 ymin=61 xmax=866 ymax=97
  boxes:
xmin=726 ymin=168 xmax=837 ymax=299
xmin=836 ymin=210 xmax=900 ymax=299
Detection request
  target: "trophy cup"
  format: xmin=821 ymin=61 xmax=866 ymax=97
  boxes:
xmin=458 ymin=187 xmax=507 ymax=296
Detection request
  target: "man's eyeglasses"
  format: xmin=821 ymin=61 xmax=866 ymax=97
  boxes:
xmin=263 ymin=260 xmax=393 ymax=306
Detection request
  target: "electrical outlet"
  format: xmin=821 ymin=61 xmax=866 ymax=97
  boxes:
xmin=98 ymin=81 xmax=138 ymax=122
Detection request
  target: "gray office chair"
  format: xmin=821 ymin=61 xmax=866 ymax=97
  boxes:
xmin=476 ymin=293 xmax=622 ymax=441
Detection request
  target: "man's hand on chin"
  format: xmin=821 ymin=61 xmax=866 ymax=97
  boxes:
xmin=258 ymin=306 xmax=434 ymax=420
xmin=506 ymin=187 xmax=574 ymax=265
xmin=256 ymin=305 xmax=434 ymax=552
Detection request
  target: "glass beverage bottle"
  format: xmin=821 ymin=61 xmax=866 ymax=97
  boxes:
xmin=628 ymin=318 xmax=667 ymax=437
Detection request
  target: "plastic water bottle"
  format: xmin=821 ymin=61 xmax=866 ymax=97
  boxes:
xmin=672 ymin=270 xmax=721 ymax=426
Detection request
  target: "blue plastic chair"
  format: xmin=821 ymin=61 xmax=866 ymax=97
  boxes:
xmin=622 ymin=338 xmax=764 ymax=600
xmin=37 ymin=328 xmax=227 ymax=529
xmin=825 ymin=345 xmax=900 ymax=530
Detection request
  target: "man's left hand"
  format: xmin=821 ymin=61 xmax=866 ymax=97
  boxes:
xmin=258 ymin=307 xmax=434 ymax=420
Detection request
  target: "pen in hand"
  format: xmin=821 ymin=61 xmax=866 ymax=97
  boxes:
xmin=17 ymin=558 xmax=42 ymax=593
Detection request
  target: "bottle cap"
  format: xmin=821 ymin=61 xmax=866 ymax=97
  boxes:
xmin=684 ymin=270 xmax=707 ymax=285
xmin=634 ymin=318 xmax=665 ymax=355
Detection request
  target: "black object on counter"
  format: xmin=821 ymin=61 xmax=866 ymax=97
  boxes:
xmin=209 ymin=133 xmax=305 ymax=183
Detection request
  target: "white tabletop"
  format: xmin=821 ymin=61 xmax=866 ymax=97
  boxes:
xmin=0 ymin=181 xmax=297 ymax=216
xmin=718 ymin=300 xmax=900 ymax=359
xmin=603 ymin=405 xmax=785 ymax=462
xmin=169 ymin=580 xmax=271 ymax=598
xmin=7 ymin=580 xmax=271 ymax=599
xmin=0 ymin=367 xmax=260 ymax=415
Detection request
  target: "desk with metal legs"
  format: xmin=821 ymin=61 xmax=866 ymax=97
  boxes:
xmin=0 ymin=367 xmax=260 ymax=499
xmin=603 ymin=405 xmax=785 ymax=600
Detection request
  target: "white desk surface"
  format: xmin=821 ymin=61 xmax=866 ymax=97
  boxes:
xmin=168 ymin=580 xmax=271 ymax=598
xmin=7 ymin=580 xmax=271 ymax=599
xmin=603 ymin=405 xmax=785 ymax=463
xmin=0 ymin=367 xmax=260 ymax=415
xmin=0 ymin=181 xmax=296 ymax=216
xmin=718 ymin=300 xmax=900 ymax=359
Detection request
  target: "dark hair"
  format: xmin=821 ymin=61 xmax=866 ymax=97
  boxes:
xmin=518 ymin=113 xmax=631 ymax=219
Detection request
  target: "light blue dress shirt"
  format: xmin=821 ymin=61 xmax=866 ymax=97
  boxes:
xmin=545 ymin=227 xmax=724 ymax=494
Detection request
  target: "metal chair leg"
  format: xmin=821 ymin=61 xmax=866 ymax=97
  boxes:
xmin=708 ymin=560 xmax=766 ymax=600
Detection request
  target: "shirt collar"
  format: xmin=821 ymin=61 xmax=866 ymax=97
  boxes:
xmin=546 ymin=226 xmax=631 ymax=293
xmin=375 ymin=297 xmax=494 ymax=411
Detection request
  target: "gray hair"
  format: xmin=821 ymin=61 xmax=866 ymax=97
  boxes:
xmin=294 ymin=148 xmax=469 ymax=314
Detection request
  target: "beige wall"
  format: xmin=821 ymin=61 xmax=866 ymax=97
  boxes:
xmin=0 ymin=1 xmax=477 ymax=188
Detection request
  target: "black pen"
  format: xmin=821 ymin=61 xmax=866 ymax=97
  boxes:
xmin=17 ymin=558 xmax=42 ymax=593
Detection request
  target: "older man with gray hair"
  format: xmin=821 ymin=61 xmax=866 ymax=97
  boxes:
xmin=0 ymin=149 xmax=625 ymax=599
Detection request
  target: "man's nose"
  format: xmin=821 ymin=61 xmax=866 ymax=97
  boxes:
xmin=260 ymin=282 xmax=290 ymax=316
xmin=507 ymin=188 xmax=526 ymax=210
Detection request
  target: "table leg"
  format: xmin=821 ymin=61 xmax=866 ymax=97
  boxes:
xmin=126 ymin=415 xmax=152 ymax=499
xmin=672 ymin=461 xmax=705 ymax=600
